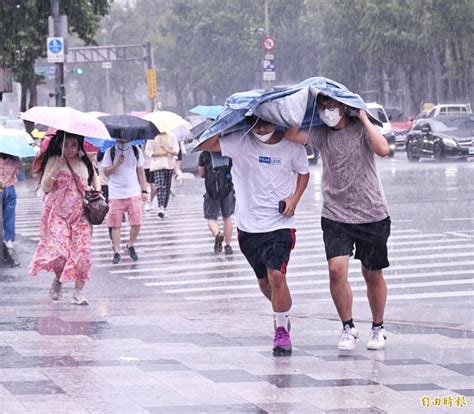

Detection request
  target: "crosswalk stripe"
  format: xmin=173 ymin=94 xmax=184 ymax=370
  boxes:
xmin=167 ymin=278 xmax=472 ymax=295
xmin=142 ymin=269 xmax=473 ymax=288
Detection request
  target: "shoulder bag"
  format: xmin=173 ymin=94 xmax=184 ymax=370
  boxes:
xmin=65 ymin=159 xmax=109 ymax=225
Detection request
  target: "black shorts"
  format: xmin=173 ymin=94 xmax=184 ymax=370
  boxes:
xmin=238 ymin=228 xmax=296 ymax=279
xmin=144 ymin=168 xmax=154 ymax=184
xmin=321 ymin=216 xmax=391 ymax=270
xmin=203 ymin=191 xmax=235 ymax=220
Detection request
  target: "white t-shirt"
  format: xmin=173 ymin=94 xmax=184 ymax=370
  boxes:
xmin=101 ymin=144 xmax=145 ymax=200
xmin=220 ymin=131 xmax=309 ymax=233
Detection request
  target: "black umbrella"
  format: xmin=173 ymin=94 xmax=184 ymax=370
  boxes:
xmin=98 ymin=114 xmax=160 ymax=141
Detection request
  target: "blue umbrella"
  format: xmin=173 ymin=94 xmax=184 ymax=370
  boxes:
xmin=0 ymin=133 xmax=37 ymax=158
xmin=197 ymin=76 xmax=382 ymax=145
xmin=85 ymin=137 xmax=145 ymax=152
xmin=189 ymin=105 xmax=224 ymax=120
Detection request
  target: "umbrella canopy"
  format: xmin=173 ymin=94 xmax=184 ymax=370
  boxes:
xmin=197 ymin=76 xmax=382 ymax=144
xmin=19 ymin=106 xmax=112 ymax=139
xmin=0 ymin=127 xmax=35 ymax=145
xmin=144 ymin=111 xmax=191 ymax=133
xmin=189 ymin=105 xmax=224 ymax=120
xmin=85 ymin=137 xmax=145 ymax=152
xmin=97 ymin=114 xmax=159 ymax=142
xmin=0 ymin=133 xmax=37 ymax=158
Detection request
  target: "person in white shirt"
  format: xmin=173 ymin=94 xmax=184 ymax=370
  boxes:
xmin=101 ymin=140 xmax=148 ymax=264
xmin=145 ymin=132 xmax=179 ymax=219
xmin=199 ymin=116 xmax=309 ymax=356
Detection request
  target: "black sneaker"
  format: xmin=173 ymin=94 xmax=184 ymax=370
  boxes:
xmin=125 ymin=244 xmax=139 ymax=261
xmin=214 ymin=232 xmax=224 ymax=253
xmin=112 ymin=253 xmax=121 ymax=264
xmin=224 ymin=245 xmax=233 ymax=255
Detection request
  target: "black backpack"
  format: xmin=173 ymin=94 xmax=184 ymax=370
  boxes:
xmin=201 ymin=152 xmax=233 ymax=200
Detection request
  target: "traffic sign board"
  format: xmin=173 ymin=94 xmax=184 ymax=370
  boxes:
xmin=146 ymin=68 xmax=157 ymax=99
xmin=263 ymin=35 xmax=276 ymax=51
xmin=47 ymin=37 xmax=64 ymax=63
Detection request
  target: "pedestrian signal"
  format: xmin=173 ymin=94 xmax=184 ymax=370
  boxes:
xmin=146 ymin=69 xmax=157 ymax=99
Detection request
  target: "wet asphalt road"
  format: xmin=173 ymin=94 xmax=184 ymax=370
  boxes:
xmin=0 ymin=150 xmax=472 ymax=413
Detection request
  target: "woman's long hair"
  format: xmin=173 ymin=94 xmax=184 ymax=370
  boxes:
xmin=0 ymin=153 xmax=20 ymax=162
xmin=33 ymin=131 xmax=95 ymax=185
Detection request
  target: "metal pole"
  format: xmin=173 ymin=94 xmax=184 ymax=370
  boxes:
xmin=264 ymin=0 xmax=269 ymax=36
xmin=51 ymin=0 xmax=66 ymax=106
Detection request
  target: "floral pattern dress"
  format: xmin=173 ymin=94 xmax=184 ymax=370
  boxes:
xmin=29 ymin=170 xmax=92 ymax=282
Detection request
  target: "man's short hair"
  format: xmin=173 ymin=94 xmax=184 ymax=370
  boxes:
xmin=245 ymin=115 xmax=274 ymax=128
xmin=316 ymin=94 xmax=337 ymax=105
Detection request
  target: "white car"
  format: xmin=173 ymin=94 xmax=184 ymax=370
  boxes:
xmin=366 ymin=102 xmax=396 ymax=157
xmin=426 ymin=104 xmax=472 ymax=118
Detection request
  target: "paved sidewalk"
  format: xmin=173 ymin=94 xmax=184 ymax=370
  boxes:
xmin=0 ymin=179 xmax=472 ymax=413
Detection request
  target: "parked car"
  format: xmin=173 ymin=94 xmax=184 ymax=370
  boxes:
xmin=385 ymin=107 xmax=414 ymax=148
xmin=366 ymin=102 xmax=396 ymax=157
xmin=405 ymin=114 xmax=474 ymax=162
xmin=425 ymin=104 xmax=472 ymax=118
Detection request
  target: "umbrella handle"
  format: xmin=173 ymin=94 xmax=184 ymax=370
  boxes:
xmin=61 ymin=130 xmax=66 ymax=157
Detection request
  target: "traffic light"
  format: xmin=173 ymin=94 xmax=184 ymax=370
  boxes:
xmin=75 ymin=67 xmax=84 ymax=75
xmin=146 ymin=68 xmax=157 ymax=99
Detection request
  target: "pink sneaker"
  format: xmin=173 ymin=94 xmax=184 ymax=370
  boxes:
xmin=273 ymin=327 xmax=292 ymax=356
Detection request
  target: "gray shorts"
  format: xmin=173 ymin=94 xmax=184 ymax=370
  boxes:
xmin=203 ymin=191 xmax=235 ymax=220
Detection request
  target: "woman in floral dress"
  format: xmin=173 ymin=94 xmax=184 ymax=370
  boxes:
xmin=29 ymin=132 xmax=100 ymax=305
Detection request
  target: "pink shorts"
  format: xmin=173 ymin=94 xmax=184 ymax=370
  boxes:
xmin=107 ymin=196 xmax=142 ymax=227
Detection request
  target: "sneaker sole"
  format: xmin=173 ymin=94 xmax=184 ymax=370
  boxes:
xmin=214 ymin=235 xmax=224 ymax=253
xmin=273 ymin=346 xmax=292 ymax=356
xmin=337 ymin=344 xmax=356 ymax=351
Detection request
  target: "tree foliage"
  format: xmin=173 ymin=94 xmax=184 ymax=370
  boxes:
xmin=0 ymin=0 xmax=110 ymax=111
xmin=1 ymin=0 xmax=471 ymax=116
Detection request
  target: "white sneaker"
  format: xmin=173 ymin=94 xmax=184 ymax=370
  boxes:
xmin=72 ymin=289 xmax=89 ymax=306
xmin=337 ymin=325 xmax=359 ymax=351
xmin=367 ymin=326 xmax=387 ymax=350
xmin=144 ymin=202 xmax=150 ymax=211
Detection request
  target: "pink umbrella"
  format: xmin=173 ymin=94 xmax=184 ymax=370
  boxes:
xmin=19 ymin=107 xmax=112 ymax=139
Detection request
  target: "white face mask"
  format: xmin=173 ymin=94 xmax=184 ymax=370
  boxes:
xmin=319 ymin=108 xmax=342 ymax=127
xmin=253 ymin=129 xmax=275 ymax=143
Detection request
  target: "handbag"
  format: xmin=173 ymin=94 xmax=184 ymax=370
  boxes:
xmin=65 ymin=159 xmax=109 ymax=225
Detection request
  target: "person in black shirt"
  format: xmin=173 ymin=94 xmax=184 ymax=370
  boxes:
xmin=198 ymin=151 xmax=235 ymax=254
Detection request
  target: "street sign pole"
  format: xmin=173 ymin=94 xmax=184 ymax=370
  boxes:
xmin=51 ymin=0 xmax=66 ymax=107
xmin=262 ymin=0 xmax=275 ymax=91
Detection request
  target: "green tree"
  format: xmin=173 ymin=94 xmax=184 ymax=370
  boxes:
xmin=0 ymin=0 xmax=110 ymax=111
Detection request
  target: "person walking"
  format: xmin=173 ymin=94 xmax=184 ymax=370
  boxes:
xmin=145 ymin=132 xmax=179 ymax=219
xmin=101 ymin=140 xmax=148 ymax=264
xmin=200 ymin=116 xmax=309 ymax=356
xmin=198 ymin=151 xmax=235 ymax=254
xmin=0 ymin=153 xmax=21 ymax=260
xmin=286 ymin=93 xmax=391 ymax=351
xmin=29 ymin=132 xmax=100 ymax=305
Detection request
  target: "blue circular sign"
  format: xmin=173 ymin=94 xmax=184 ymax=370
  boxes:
xmin=48 ymin=38 xmax=63 ymax=54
